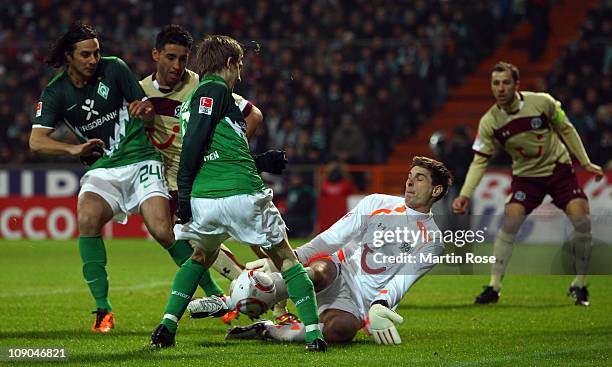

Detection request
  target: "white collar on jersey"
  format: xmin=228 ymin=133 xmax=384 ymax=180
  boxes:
xmin=404 ymin=205 xmax=433 ymax=221
xmin=151 ymin=72 xmax=186 ymax=92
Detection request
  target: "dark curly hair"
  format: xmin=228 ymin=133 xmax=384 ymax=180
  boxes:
xmin=155 ymin=24 xmax=193 ymax=51
xmin=45 ymin=21 xmax=98 ymax=68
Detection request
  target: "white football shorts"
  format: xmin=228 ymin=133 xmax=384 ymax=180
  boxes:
xmin=316 ymin=261 xmax=364 ymax=322
xmin=79 ymin=160 xmax=169 ymax=224
xmin=174 ymin=188 xmax=287 ymax=251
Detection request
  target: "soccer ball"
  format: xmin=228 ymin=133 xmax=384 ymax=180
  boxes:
xmin=229 ymin=269 xmax=276 ymax=318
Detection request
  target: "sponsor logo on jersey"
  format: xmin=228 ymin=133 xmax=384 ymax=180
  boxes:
xmin=530 ymin=117 xmax=542 ymax=129
xmin=399 ymin=241 xmax=413 ymax=253
xmin=199 ymin=97 xmax=213 ymax=115
xmin=174 ymin=105 xmax=181 ymax=117
xmin=78 ymin=110 xmax=118 ymax=132
xmin=97 ymin=82 xmax=109 ymax=99
xmin=514 ymin=190 xmax=526 ymax=201
xmin=35 ymin=102 xmax=42 ymax=117
xmin=81 ymin=99 xmax=100 ymax=121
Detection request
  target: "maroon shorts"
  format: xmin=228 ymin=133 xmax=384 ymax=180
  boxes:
xmin=508 ymin=163 xmax=587 ymax=214
xmin=169 ymin=190 xmax=179 ymax=218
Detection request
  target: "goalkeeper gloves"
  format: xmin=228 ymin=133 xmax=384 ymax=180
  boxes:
xmin=368 ymin=303 xmax=404 ymax=345
xmin=254 ymin=150 xmax=288 ymax=174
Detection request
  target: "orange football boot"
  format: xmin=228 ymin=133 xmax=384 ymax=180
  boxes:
xmin=220 ymin=309 xmax=239 ymax=324
xmin=91 ymin=309 xmax=115 ymax=333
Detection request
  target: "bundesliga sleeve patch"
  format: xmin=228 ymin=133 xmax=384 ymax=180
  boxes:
xmin=36 ymin=102 xmax=43 ymax=117
xmin=199 ymin=97 xmax=213 ymax=115
xmin=472 ymin=133 xmax=485 ymax=151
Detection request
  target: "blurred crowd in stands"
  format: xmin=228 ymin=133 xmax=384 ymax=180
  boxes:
xmin=1 ymin=0 xmax=610 ymax=236
xmin=1 ymin=0 xmax=516 ymax=164
xmin=546 ymin=0 xmax=612 ymax=169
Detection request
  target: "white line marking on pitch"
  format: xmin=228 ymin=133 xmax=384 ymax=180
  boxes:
xmin=1 ymin=281 xmax=172 ymax=298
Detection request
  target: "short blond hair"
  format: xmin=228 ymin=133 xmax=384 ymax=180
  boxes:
xmin=192 ymin=34 xmax=243 ymax=77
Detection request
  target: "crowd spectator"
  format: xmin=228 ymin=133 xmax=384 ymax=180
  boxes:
xmin=546 ymin=0 xmax=612 ymax=168
xmin=283 ymin=173 xmax=316 ymax=237
xmin=1 ymin=0 xmax=509 ymax=164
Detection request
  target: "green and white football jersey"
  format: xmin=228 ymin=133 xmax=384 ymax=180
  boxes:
xmin=178 ymin=75 xmax=264 ymax=200
xmin=34 ymin=57 xmax=160 ymax=170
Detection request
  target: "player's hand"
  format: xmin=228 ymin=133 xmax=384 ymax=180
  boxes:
xmin=176 ymin=199 xmax=192 ymax=224
xmin=368 ymin=304 xmax=404 ymax=345
xmin=128 ymin=100 xmax=154 ymax=121
xmin=79 ymin=144 xmax=104 ymax=166
xmin=583 ymin=162 xmax=604 ymax=182
xmin=245 ymin=258 xmax=279 ymax=273
xmin=71 ymin=138 xmax=104 ymax=159
xmin=254 ymin=150 xmax=288 ymax=174
xmin=452 ymin=195 xmax=470 ymax=214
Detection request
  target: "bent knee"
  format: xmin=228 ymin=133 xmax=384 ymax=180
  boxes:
xmin=77 ymin=210 xmax=104 ymax=235
xmin=150 ymin=227 xmax=174 ymax=248
xmin=323 ymin=323 xmax=358 ymax=344
xmin=321 ymin=310 xmax=361 ymax=344
xmin=310 ymin=260 xmax=338 ymax=292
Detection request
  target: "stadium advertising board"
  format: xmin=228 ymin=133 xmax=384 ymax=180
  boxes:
xmin=472 ymin=170 xmax=612 ymax=244
xmin=0 ymin=169 xmax=611 ymax=240
xmin=0 ymin=169 xmax=148 ymax=239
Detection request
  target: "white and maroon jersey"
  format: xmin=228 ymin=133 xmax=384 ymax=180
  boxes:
xmin=140 ymin=69 xmax=253 ymax=191
xmin=296 ymin=194 xmax=444 ymax=316
xmin=472 ymin=91 xmax=573 ymax=177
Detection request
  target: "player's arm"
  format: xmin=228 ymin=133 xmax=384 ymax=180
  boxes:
xmin=245 ymin=103 xmax=263 ymax=138
xmin=176 ymin=83 xmax=230 ymax=221
xmin=295 ymin=195 xmax=373 ymax=264
xmin=232 ymin=93 xmax=262 ymax=139
xmin=30 ymin=89 xmax=104 ymax=157
xmin=30 ymin=128 xmax=104 ymax=157
xmin=367 ymin=243 xmax=443 ymax=345
xmin=138 ymin=79 xmax=155 ymax=129
xmin=453 ymin=117 xmax=495 ymax=214
xmin=230 ymin=92 xmax=285 ymax=174
xmin=547 ymin=95 xmax=604 ymax=179
xmin=112 ymin=57 xmax=154 ymax=122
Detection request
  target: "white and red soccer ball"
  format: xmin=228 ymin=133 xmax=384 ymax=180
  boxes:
xmin=229 ymin=269 xmax=276 ymax=318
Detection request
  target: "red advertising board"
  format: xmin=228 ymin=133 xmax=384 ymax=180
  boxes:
xmin=0 ymin=197 xmax=149 ymax=239
xmin=1 ymin=170 xmax=610 ymax=240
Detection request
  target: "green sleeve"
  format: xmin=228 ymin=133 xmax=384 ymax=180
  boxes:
xmin=177 ymin=82 xmax=231 ymax=202
xmin=111 ymin=57 xmax=146 ymax=102
xmin=33 ymin=86 xmax=62 ymax=129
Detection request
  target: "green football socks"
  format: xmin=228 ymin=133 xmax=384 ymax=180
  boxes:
xmin=160 ymin=259 xmax=205 ymax=333
xmin=79 ymin=235 xmax=112 ymax=311
xmin=166 ymin=239 xmax=193 ymax=267
xmin=166 ymin=240 xmax=224 ymax=296
xmin=282 ymin=263 xmax=323 ymax=343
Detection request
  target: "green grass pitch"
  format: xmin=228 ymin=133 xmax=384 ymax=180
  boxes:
xmin=1 ymin=239 xmax=611 ymax=366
